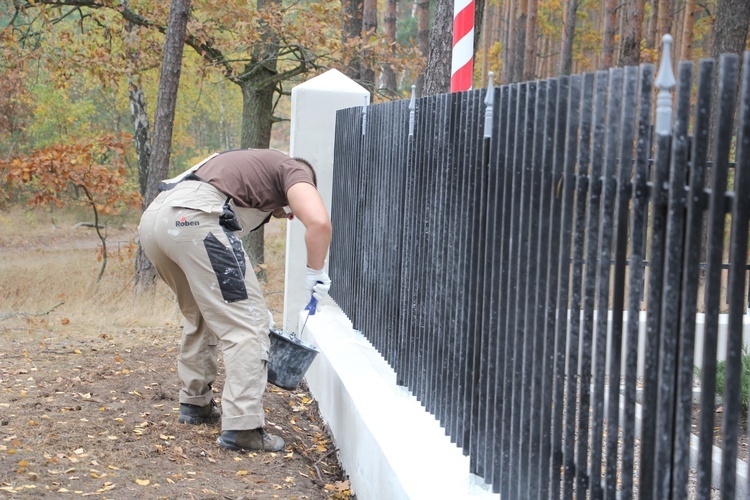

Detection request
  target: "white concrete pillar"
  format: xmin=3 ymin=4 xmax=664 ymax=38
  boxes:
xmin=284 ymin=69 xmax=370 ymax=332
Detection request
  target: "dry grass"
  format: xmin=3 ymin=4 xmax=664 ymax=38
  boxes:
xmin=0 ymin=206 xmax=288 ymax=330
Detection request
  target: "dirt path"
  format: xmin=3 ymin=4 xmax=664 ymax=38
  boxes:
xmin=0 ymin=321 xmax=350 ymax=498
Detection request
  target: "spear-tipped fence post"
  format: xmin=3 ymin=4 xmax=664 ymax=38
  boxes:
xmin=484 ymin=72 xmax=495 ymax=138
xmin=655 ymin=34 xmax=676 ymax=136
xmin=409 ymin=85 xmax=417 ymax=138
xmin=362 ymin=95 xmax=369 ymax=136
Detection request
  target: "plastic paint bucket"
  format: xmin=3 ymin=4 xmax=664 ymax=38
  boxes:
xmin=267 ymin=328 xmax=319 ymax=390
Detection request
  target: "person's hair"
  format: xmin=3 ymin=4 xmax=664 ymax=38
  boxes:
xmin=293 ymin=157 xmax=318 ymax=187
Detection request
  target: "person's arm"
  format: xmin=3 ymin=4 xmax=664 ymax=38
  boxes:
xmin=286 ymin=182 xmax=332 ymax=270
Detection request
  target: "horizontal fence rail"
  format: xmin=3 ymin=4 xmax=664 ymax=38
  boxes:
xmin=328 ymin=51 xmax=750 ymax=498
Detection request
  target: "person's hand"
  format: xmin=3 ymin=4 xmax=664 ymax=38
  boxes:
xmin=305 ymin=267 xmax=331 ymax=301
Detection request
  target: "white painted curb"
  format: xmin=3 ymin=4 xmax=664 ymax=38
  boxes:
xmin=297 ymin=300 xmax=499 ymax=500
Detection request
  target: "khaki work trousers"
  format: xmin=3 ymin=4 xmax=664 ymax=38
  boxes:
xmin=138 ymin=181 xmax=270 ymax=431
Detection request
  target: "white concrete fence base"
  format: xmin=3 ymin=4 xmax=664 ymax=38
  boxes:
xmin=298 ymin=300 xmax=499 ymax=500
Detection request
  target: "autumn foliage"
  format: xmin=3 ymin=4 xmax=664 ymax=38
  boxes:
xmin=1 ymin=134 xmax=141 ymax=215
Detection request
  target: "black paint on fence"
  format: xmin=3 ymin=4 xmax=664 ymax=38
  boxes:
xmin=328 ymin=52 xmax=750 ymax=498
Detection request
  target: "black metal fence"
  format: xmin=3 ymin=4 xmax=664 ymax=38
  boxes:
xmin=328 ymin=51 xmax=750 ymax=498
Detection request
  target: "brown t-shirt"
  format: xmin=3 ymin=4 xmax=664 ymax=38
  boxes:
xmin=195 ymin=149 xmax=314 ymax=211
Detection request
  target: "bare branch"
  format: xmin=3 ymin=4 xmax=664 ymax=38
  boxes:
xmin=49 ymin=6 xmax=82 ymax=25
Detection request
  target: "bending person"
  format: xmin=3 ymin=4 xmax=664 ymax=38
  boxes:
xmin=138 ymin=148 xmax=332 ymax=452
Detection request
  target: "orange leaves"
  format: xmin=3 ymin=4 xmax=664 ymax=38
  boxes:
xmin=1 ymin=134 xmax=141 ymax=213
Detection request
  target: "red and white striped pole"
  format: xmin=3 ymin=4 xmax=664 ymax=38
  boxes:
xmin=451 ymin=0 xmax=475 ymax=92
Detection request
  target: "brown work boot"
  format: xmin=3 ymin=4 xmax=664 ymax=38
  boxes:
xmin=216 ymin=428 xmax=285 ymax=452
xmin=177 ymin=400 xmax=221 ymax=425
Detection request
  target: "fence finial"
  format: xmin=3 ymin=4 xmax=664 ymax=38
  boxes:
xmin=655 ymin=34 xmax=676 ymax=136
xmin=484 ymin=72 xmax=494 ymax=139
xmin=409 ymin=85 xmax=416 ymax=138
xmin=362 ymin=95 xmax=368 ymax=136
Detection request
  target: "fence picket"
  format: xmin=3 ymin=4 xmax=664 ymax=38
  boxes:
xmin=718 ymin=53 xmax=744 ymax=499
xmin=566 ymin=71 xmax=594 ymax=499
xmin=672 ymin=59 xmax=714 ymax=498
xmin=583 ymin=70 xmax=610 ymax=500
xmin=622 ymin=62 xmax=655 ymax=498
xmin=732 ymin=51 xmax=750 ymax=500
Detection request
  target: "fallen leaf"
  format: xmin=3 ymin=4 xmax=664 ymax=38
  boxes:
xmin=335 ymin=480 xmax=350 ymax=492
xmin=135 ymin=479 xmax=150 ymax=486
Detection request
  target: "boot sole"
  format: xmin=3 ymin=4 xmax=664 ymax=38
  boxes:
xmin=216 ymin=435 xmax=243 ymax=451
xmin=178 ymin=415 xmax=221 ymax=425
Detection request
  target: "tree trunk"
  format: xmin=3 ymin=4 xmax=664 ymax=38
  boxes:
xmin=239 ymin=0 xmax=282 ymax=282
xmin=135 ymin=0 xmax=191 ymax=293
xmin=645 ymin=0 xmax=659 ymax=61
xmin=678 ymin=0 xmax=696 ymax=61
xmin=656 ymin=0 xmax=673 ymax=40
xmin=415 ymin=0 xmax=430 ymax=95
xmin=423 ymin=0 xmax=454 ymax=95
xmin=523 ymin=0 xmax=538 ymax=81
xmin=142 ymin=0 xmax=190 ymax=210
xmin=711 ymin=0 xmax=750 ymax=61
xmin=129 ymin=84 xmax=151 ymax=196
xmin=481 ymin=1 xmax=494 ymax=85
xmin=695 ymin=0 xmax=750 ymax=273
xmin=123 ymin=11 xmax=152 ymax=197
xmin=601 ymin=0 xmax=617 ymax=68
xmin=341 ymin=0 xmax=364 ymax=81
xmin=708 ymin=0 xmax=750 ymax=159
xmin=239 ymin=77 xmax=276 ymax=281
xmin=512 ymin=0 xmax=527 ymax=82
xmin=361 ymin=0 xmax=378 ymax=89
xmin=618 ymin=0 xmax=644 ymax=67
xmin=382 ymin=0 xmax=398 ymax=92
xmin=504 ymin=0 xmax=516 ymax=83
xmin=240 ymin=81 xmax=275 ymax=150
xmin=473 ymin=0 xmax=486 ymax=83
xmin=560 ymin=0 xmax=579 ymax=75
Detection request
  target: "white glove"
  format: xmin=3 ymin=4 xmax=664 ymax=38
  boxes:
xmin=305 ymin=267 xmax=331 ymax=301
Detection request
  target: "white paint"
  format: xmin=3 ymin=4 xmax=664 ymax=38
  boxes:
xmin=450 ymin=30 xmax=475 ymax=74
xmin=299 ymin=300 xmax=500 ymax=500
xmin=284 ymin=69 xmax=370 ymax=332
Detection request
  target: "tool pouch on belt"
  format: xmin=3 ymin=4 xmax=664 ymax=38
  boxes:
xmin=219 ymin=198 xmax=243 ymax=232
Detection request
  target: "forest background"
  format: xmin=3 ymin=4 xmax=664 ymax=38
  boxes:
xmin=0 ymin=0 xmax=749 ymax=285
